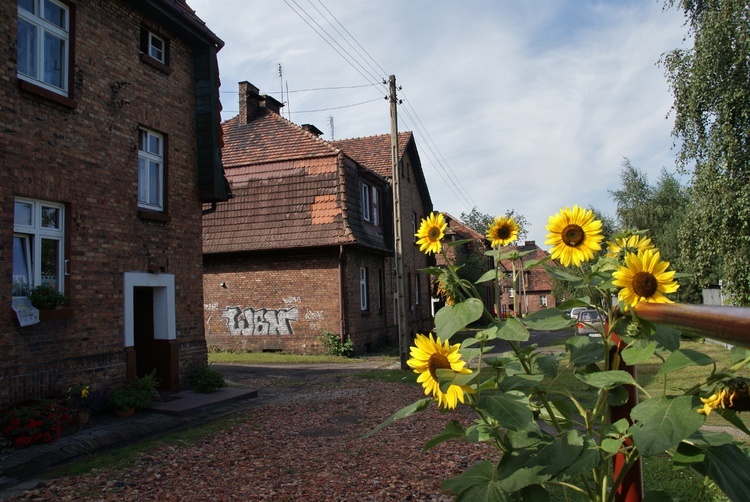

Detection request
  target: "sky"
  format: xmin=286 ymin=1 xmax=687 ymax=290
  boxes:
xmin=188 ymin=0 xmax=690 ymax=245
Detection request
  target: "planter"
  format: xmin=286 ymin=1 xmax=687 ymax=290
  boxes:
xmin=113 ymin=407 xmax=135 ymax=417
xmin=74 ymin=409 xmax=90 ymax=424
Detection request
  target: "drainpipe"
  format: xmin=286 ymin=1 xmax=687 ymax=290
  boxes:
xmin=338 ymin=245 xmax=347 ymax=342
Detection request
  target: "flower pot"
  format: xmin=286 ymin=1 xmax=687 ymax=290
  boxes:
xmin=75 ymin=409 xmax=90 ymax=424
xmin=114 ymin=407 xmax=135 ymax=417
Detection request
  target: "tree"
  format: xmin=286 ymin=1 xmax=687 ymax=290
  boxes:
xmin=608 ymin=160 xmax=698 ymax=302
xmin=662 ymin=0 xmax=750 ymax=304
xmin=460 ymin=207 xmax=530 ymax=242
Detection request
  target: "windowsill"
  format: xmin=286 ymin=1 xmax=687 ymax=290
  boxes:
xmin=18 ymin=79 xmax=76 ymax=109
xmin=138 ymin=209 xmax=168 ymax=222
xmin=139 ymin=53 xmax=171 ymax=74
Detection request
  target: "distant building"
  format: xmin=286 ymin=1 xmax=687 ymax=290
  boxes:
xmin=202 ymin=83 xmax=433 ymax=354
xmin=498 ymin=241 xmax=557 ymax=317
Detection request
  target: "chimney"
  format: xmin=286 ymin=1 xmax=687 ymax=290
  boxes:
xmin=238 ymin=81 xmax=261 ymax=125
xmin=301 ymin=124 xmax=324 ymax=137
xmin=238 ymin=81 xmax=285 ymax=124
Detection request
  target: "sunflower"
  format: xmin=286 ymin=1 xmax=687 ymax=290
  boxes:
xmin=407 ymin=333 xmax=473 ymax=409
xmin=606 ymin=234 xmax=654 ymax=259
xmin=415 ymin=212 xmax=447 ymax=255
xmin=612 ymin=249 xmax=679 ymax=308
xmin=486 ymin=215 xmax=520 ymax=248
xmin=545 ymin=205 xmax=604 ymax=267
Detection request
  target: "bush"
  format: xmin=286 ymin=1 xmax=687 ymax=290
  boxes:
xmin=318 ymin=331 xmax=354 ymax=357
xmin=190 ymin=366 xmax=226 ymax=393
xmin=1 ymin=399 xmax=73 ymax=448
xmin=107 ymin=371 xmax=160 ymax=412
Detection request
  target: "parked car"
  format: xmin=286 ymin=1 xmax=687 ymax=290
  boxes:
xmin=569 ymin=307 xmax=587 ymax=320
xmin=575 ymin=309 xmax=604 ymax=337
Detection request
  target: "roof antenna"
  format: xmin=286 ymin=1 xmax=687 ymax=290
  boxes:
xmin=328 ymin=116 xmax=334 ymax=140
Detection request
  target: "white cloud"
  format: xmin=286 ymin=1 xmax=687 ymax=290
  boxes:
xmin=190 ymin=0 xmax=688 ymax=243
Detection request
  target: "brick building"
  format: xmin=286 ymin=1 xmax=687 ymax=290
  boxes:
xmin=498 ymin=241 xmax=557 ymax=317
xmin=1 ymin=0 xmax=228 ymax=406
xmin=202 ymin=82 xmax=434 ymax=354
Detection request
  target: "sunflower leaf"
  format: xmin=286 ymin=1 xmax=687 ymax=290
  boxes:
xmin=575 ymin=370 xmax=636 ymax=389
xmin=441 ymin=460 xmax=507 ymax=502
xmin=363 ymin=398 xmax=432 ymax=438
xmin=423 ymin=420 xmax=467 ymax=451
xmin=475 ymin=269 xmax=499 ymax=284
xmin=522 ymin=308 xmax=575 ymax=331
xmin=479 ymin=391 xmax=533 ymax=431
xmin=629 ymin=395 xmax=704 ymax=456
xmin=655 ymin=349 xmax=716 ymax=377
xmin=698 ymin=443 xmax=750 ymax=502
xmin=435 ymin=298 xmax=484 ymax=340
xmin=497 ymin=317 xmax=530 ymax=342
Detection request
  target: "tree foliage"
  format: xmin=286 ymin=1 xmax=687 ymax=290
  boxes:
xmin=662 ymin=0 xmax=750 ymax=304
xmin=460 ymin=207 xmax=530 ymax=242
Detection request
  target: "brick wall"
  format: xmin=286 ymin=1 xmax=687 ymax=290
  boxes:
xmin=0 ymin=0 xmax=211 ymax=405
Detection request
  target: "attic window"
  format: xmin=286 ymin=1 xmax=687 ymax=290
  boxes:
xmin=139 ymin=26 xmax=170 ymax=72
xmin=361 ymin=183 xmax=371 ymax=222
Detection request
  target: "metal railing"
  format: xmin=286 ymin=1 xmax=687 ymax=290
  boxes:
xmin=611 ymin=302 xmax=750 ymax=502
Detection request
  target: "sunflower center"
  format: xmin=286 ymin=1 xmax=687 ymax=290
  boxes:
xmin=496 ymin=225 xmax=511 ymax=239
xmin=562 ymin=224 xmax=585 ymax=247
xmin=428 ymin=353 xmax=451 ymax=380
xmin=632 ymin=271 xmax=658 ymax=298
xmin=428 ymin=227 xmax=441 ymax=241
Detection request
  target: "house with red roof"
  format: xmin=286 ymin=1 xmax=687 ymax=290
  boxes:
xmin=498 ymin=241 xmax=557 ymax=317
xmin=202 ymin=82 xmax=434 ymax=354
xmin=2 ymin=0 xmax=228 ymax=406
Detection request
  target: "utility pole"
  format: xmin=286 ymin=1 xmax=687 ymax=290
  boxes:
xmin=389 ymin=75 xmax=409 ymax=370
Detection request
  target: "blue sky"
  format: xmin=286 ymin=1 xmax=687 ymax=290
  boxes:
xmin=189 ymin=0 xmax=690 ymax=244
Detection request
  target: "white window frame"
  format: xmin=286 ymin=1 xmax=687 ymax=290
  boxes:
xmin=509 ymin=288 xmax=515 ymax=299
xmin=148 ymin=31 xmax=165 ymax=63
xmin=540 ymin=295 xmax=548 ymax=307
xmin=138 ymin=128 xmax=164 ymax=211
xmin=360 ymin=267 xmax=368 ymax=311
xmin=361 ymin=183 xmax=371 ymax=222
xmin=17 ymin=0 xmax=70 ymax=95
xmin=13 ymin=197 xmax=65 ymax=297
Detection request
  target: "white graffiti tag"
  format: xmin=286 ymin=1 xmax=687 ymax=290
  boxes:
xmin=220 ymin=306 xmax=299 ymax=336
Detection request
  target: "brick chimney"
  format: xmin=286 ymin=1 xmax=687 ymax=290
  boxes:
xmin=238 ymin=81 xmax=284 ymax=124
xmin=301 ymin=124 xmax=323 ymax=137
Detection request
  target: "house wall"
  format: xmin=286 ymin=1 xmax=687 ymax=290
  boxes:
xmin=203 ymin=249 xmax=341 ymax=353
xmin=0 ymin=0 xmax=210 ymax=405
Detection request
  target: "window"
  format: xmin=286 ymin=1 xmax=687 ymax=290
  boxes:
xmin=13 ymin=198 xmax=65 ymax=297
xmin=509 ymin=288 xmax=515 ymax=298
xmin=540 ymin=295 xmax=548 ymax=307
xmin=371 ymin=188 xmax=379 ymax=226
xmin=359 ymin=267 xmax=368 ymax=311
xmin=361 ymin=183 xmax=371 ymax=222
xmin=17 ymin=0 xmax=70 ymax=95
xmin=138 ymin=128 xmax=164 ymax=211
xmin=414 ymin=274 xmax=420 ymax=305
xmin=140 ymin=26 xmax=170 ymax=70
xmin=376 ymin=268 xmax=384 ymax=311
xmin=148 ymin=32 xmax=165 ymax=63
xmin=412 ymin=212 xmax=417 ymax=242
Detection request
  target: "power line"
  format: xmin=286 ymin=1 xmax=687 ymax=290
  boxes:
xmin=219 ymin=83 xmax=375 ymax=95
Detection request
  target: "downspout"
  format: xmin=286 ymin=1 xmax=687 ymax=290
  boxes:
xmin=339 ymin=244 xmax=347 ymax=342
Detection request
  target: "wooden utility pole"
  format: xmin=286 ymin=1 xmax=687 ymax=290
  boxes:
xmin=389 ymin=75 xmax=409 ymax=370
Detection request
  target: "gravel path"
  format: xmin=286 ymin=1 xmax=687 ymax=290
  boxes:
xmin=5 ymin=370 xmax=492 ymax=501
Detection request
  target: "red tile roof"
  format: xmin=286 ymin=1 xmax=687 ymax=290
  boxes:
xmin=203 ymin=108 xmax=391 ymax=255
xmin=331 ymin=132 xmax=412 ymax=177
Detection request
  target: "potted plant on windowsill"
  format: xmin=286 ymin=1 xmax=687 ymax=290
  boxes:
xmin=29 ymin=284 xmax=73 ymax=321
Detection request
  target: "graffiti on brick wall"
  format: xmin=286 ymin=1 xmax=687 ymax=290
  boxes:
xmin=304 ymin=309 xmax=324 ymax=330
xmin=220 ymin=306 xmax=299 ymax=336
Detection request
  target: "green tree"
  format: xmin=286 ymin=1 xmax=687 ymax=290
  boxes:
xmin=460 ymin=207 xmax=530 ymax=242
xmin=662 ymin=0 xmax=750 ymax=305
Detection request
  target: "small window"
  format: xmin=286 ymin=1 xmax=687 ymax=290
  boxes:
xmin=371 ymin=188 xmax=379 ymax=226
xmin=17 ymin=0 xmax=71 ymax=95
xmin=360 ymin=267 xmax=368 ymax=311
xmin=148 ymin=32 xmax=165 ymax=63
xmin=138 ymin=128 xmax=164 ymax=211
xmin=540 ymin=295 xmax=548 ymax=307
xmin=361 ymin=183 xmax=371 ymax=222
xmin=414 ymin=274 xmax=420 ymax=305
xmin=509 ymin=288 xmax=515 ymax=299
xmin=13 ymin=198 xmax=65 ymax=297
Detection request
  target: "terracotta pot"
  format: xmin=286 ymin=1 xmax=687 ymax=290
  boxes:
xmin=114 ymin=407 xmax=135 ymax=417
xmin=75 ymin=409 xmax=90 ymax=424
